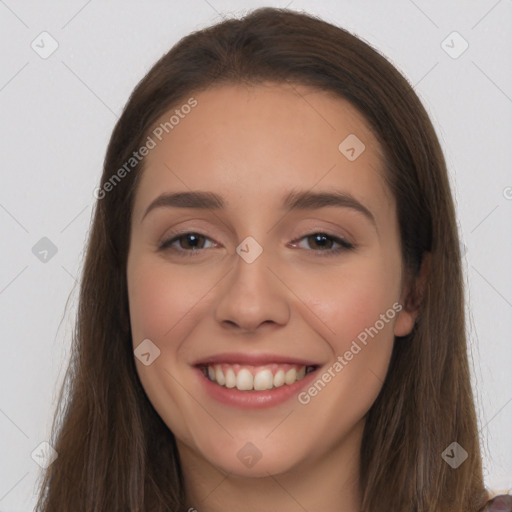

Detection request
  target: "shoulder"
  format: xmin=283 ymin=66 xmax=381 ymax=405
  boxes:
xmin=482 ymin=494 xmax=512 ymax=511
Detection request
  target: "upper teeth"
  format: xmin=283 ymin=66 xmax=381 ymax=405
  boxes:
xmin=203 ymin=364 xmax=315 ymax=391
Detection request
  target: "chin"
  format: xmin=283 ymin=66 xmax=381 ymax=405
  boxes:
xmin=194 ymin=436 xmax=304 ymax=478
xmin=212 ymin=454 xmax=298 ymax=479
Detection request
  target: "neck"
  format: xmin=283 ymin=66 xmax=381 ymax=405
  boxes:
xmin=178 ymin=419 xmax=364 ymax=512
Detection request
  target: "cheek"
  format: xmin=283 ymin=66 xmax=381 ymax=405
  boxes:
xmin=285 ymin=263 xmax=401 ymax=457
xmin=127 ymin=257 xmax=218 ymax=443
xmin=290 ymin=256 xmax=401 ymax=422
xmin=297 ymin=257 xmax=402 ymax=346
xmin=127 ymin=257 xmax=215 ymax=345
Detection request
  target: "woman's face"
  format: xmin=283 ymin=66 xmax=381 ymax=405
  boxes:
xmin=126 ymin=83 xmax=418 ymax=478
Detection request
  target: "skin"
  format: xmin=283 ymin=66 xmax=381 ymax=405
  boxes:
xmin=126 ymin=83 xmax=423 ymax=512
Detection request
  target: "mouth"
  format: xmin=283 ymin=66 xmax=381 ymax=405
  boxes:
xmin=197 ymin=363 xmax=318 ymax=392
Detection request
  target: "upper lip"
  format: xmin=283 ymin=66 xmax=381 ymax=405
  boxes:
xmin=193 ymin=352 xmax=320 ymax=367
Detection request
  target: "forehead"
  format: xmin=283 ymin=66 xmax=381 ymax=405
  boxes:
xmin=133 ymin=82 xmax=393 ymax=219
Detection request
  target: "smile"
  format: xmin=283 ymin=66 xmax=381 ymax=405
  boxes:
xmin=199 ymin=363 xmax=317 ymax=391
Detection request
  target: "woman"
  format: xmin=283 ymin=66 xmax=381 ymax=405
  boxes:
xmin=35 ymin=7 xmax=511 ymax=512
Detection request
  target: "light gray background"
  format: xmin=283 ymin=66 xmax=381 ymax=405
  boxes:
xmin=1 ymin=1 xmax=511 ymax=510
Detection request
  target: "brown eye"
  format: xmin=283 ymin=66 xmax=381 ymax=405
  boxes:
xmin=176 ymin=233 xmax=206 ymax=250
xmin=306 ymin=233 xmax=335 ymax=250
xmin=292 ymin=232 xmax=355 ymax=256
xmin=159 ymin=232 xmax=215 ymax=252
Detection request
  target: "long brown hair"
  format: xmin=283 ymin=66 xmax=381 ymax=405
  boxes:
xmin=35 ymin=7 xmax=491 ymax=511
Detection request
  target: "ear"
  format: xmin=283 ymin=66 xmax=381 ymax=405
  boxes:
xmin=394 ymin=252 xmax=431 ymax=337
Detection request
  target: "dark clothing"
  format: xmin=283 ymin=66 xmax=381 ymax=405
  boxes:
xmin=483 ymin=494 xmax=512 ymax=511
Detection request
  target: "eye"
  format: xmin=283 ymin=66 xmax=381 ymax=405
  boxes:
xmin=158 ymin=231 xmax=355 ymax=257
xmin=291 ymin=232 xmax=355 ymax=255
xmin=158 ymin=232 xmax=216 ymax=254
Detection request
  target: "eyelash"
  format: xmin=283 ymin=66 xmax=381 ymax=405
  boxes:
xmin=158 ymin=231 xmax=355 ymax=257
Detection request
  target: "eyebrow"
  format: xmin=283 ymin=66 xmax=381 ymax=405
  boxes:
xmin=141 ymin=190 xmax=376 ymax=228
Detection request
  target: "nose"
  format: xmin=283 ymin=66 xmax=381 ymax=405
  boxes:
xmin=213 ymin=243 xmax=291 ymax=334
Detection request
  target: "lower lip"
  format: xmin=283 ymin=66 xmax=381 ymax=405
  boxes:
xmin=194 ymin=366 xmax=320 ymax=409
